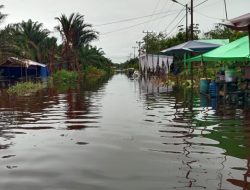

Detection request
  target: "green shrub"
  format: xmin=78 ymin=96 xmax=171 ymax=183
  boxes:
xmin=7 ymin=81 xmax=45 ymax=96
xmin=52 ymin=69 xmax=78 ymax=83
xmin=84 ymin=66 xmax=106 ymax=78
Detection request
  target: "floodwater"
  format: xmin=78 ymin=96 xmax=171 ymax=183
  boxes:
xmin=0 ymin=74 xmax=250 ymax=190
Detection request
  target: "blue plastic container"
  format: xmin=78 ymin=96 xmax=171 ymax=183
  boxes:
xmin=209 ymin=81 xmax=218 ymax=97
xmin=200 ymin=78 xmax=209 ymax=94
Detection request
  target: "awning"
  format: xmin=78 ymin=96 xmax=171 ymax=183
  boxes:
xmin=188 ymin=36 xmax=250 ymax=62
xmin=160 ymin=40 xmax=222 ymax=55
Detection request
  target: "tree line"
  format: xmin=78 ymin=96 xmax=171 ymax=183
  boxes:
xmin=122 ymin=24 xmax=247 ymax=67
xmin=0 ymin=5 xmax=113 ymax=74
xmin=141 ymin=24 xmax=247 ymax=55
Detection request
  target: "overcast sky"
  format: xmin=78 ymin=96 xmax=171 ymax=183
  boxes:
xmin=1 ymin=0 xmax=250 ymax=63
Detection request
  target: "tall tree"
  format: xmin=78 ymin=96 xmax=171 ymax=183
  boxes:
xmin=78 ymin=45 xmax=112 ymax=69
xmin=12 ymin=19 xmax=50 ymax=62
xmin=39 ymin=37 xmax=58 ymax=72
xmin=0 ymin=5 xmax=9 ymax=63
xmin=204 ymin=24 xmax=247 ymax=41
xmin=55 ymin=13 xmax=98 ymax=71
xmin=0 ymin=5 xmax=7 ymax=24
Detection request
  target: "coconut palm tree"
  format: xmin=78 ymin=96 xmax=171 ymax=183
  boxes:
xmin=55 ymin=13 xmax=98 ymax=71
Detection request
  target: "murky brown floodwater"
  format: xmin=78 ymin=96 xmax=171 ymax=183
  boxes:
xmin=0 ymin=74 xmax=250 ymax=190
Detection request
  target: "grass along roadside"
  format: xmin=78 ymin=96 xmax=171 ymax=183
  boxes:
xmin=7 ymin=81 xmax=45 ymax=96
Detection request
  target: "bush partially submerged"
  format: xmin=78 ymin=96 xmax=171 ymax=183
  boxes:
xmin=7 ymin=82 xmax=45 ymax=96
xmin=52 ymin=69 xmax=79 ymax=83
xmin=84 ymin=66 xmax=106 ymax=78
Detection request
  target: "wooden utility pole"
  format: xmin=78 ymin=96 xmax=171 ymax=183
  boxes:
xmin=132 ymin=46 xmax=138 ymax=59
xmin=190 ymin=0 xmax=194 ymax=41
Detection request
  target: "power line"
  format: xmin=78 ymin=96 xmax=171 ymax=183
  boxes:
xmin=194 ymin=11 xmax=224 ymax=20
xmin=153 ymin=1 xmax=175 ymax=31
xmin=193 ymin=0 xmax=208 ymax=8
xmin=146 ymin=0 xmax=162 ymax=30
xmin=163 ymin=7 xmax=185 ymax=33
xmin=167 ymin=14 xmax=186 ymax=36
xmin=95 ymin=9 xmax=180 ymax=27
xmin=194 ymin=0 xmax=221 ymax=10
xmin=100 ymin=12 xmax=180 ymax=36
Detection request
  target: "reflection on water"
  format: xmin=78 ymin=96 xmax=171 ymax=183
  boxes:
xmin=0 ymin=74 xmax=250 ymax=190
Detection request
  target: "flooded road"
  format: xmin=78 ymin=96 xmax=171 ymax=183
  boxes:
xmin=0 ymin=74 xmax=250 ymax=190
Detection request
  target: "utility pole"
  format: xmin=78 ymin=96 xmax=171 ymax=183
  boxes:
xmin=223 ymin=0 xmax=228 ymax=20
xmin=171 ymin=0 xmax=189 ymax=41
xmin=136 ymin=41 xmax=143 ymax=57
xmin=190 ymin=0 xmax=194 ymax=41
xmin=132 ymin=46 xmax=138 ymax=59
xmin=185 ymin=4 xmax=188 ymax=41
xmin=190 ymin=0 xmax=194 ymax=88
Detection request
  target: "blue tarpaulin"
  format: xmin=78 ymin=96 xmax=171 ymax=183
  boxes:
xmin=0 ymin=57 xmax=49 ymax=80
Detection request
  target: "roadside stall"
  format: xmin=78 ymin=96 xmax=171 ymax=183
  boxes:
xmin=188 ymin=36 xmax=250 ymax=101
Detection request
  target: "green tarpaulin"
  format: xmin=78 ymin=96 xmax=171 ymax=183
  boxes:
xmin=188 ymin=36 xmax=250 ymax=62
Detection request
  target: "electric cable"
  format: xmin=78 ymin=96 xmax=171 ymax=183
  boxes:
xmin=145 ymin=0 xmax=162 ymax=30
xmin=163 ymin=7 xmax=185 ymax=33
xmin=194 ymin=0 xmax=208 ymax=8
xmin=194 ymin=11 xmax=224 ymax=20
xmin=153 ymin=1 xmax=175 ymax=31
xmin=95 ymin=9 xmax=180 ymax=27
xmin=100 ymin=11 xmax=180 ymax=35
xmin=167 ymin=14 xmax=186 ymax=36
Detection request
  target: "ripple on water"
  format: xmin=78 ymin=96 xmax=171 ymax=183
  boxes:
xmin=0 ymin=75 xmax=249 ymax=190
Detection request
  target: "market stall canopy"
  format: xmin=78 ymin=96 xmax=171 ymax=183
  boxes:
xmin=161 ymin=40 xmax=222 ymax=55
xmin=188 ymin=36 xmax=250 ymax=62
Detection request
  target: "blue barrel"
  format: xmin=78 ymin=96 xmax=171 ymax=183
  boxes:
xmin=200 ymin=78 xmax=209 ymax=94
xmin=209 ymin=81 xmax=218 ymax=97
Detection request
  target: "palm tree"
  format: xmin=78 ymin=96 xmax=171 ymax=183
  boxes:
xmin=55 ymin=13 xmax=98 ymax=71
xmin=0 ymin=5 xmax=8 ymax=63
xmin=13 ymin=19 xmax=50 ymax=62
xmin=39 ymin=37 xmax=58 ymax=72
xmin=78 ymin=45 xmax=112 ymax=71
xmin=0 ymin=5 xmax=7 ymax=24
